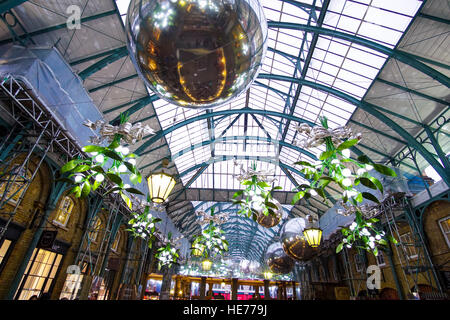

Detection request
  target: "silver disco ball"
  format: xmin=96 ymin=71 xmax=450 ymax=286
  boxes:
xmin=265 ymin=242 xmax=295 ymax=274
xmin=280 ymin=217 xmax=316 ymax=261
xmin=126 ymin=0 xmax=268 ymax=108
xmin=255 ymin=198 xmax=283 ymax=228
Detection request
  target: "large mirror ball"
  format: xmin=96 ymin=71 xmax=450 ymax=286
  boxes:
xmin=126 ymin=0 xmax=268 ymax=108
xmin=265 ymin=242 xmax=295 ymax=275
xmin=280 ymin=217 xmax=316 ymax=261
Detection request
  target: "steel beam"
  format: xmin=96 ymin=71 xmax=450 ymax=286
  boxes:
xmin=0 ymin=0 xmax=27 ymax=14
xmin=88 ymin=74 xmax=139 ymax=93
xmin=0 ymin=10 xmax=117 ymax=46
xmin=78 ymin=46 xmax=129 ymax=80
xmin=266 ymin=22 xmax=450 ymax=88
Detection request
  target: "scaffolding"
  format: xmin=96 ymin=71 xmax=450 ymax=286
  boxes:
xmin=357 ymin=191 xmax=447 ymax=299
xmin=0 ymin=74 xmax=140 ymax=299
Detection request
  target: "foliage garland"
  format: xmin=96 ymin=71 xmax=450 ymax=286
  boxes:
xmin=292 ymin=116 xmax=398 ymax=256
xmin=232 ymin=162 xmax=282 ymax=222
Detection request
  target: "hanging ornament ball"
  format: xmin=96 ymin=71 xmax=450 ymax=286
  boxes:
xmin=126 ymin=0 xmax=268 ymax=108
xmin=280 ymin=217 xmax=316 ymax=261
xmin=256 ymin=198 xmax=283 ymax=228
xmin=265 ymin=242 xmax=295 ymax=274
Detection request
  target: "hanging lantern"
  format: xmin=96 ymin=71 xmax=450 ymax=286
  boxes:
xmin=302 ymin=215 xmax=323 ymax=248
xmin=303 ymin=227 xmax=323 ymax=248
xmin=147 ymin=159 xmax=176 ymax=203
xmin=202 ymin=259 xmax=212 ymax=271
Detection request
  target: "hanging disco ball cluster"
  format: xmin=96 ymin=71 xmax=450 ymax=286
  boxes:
xmin=126 ymin=0 xmax=268 ymax=108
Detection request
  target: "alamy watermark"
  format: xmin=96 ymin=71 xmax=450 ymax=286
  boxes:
xmin=66 ymin=5 xmax=81 ymax=30
xmin=366 ymin=265 xmax=381 ymax=290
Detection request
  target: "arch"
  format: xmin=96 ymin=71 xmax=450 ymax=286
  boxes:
xmin=266 ymin=22 xmax=450 ymax=88
xmin=170 ymin=136 xmax=317 ymax=162
xmin=136 ymin=75 xmax=449 ymax=184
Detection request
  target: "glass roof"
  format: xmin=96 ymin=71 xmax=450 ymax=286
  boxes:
xmin=116 ymin=0 xmax=421 ymax=194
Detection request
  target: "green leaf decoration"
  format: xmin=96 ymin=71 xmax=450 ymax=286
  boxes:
xmin=359 ymin=177 xmax=377 ymax=190
xmin=106 ymin=173 xmax=123 ymax=185
xmin=264 ymin=201 xmax=278 ymax=209
xmin=336 ymin=243 xmax=344 ymax=253
xmin=319 ymin=150 xmax=334 ymax=161
xmin=121 ymin=193 xmax=132 ymax=209
xmin=73 ymin=165 xmax=91 ymax=173
xmin=294 ymin=161 xmax=315 ymax=167
xmin=92 ymin=180 xmax=101 ymax=191
xmin=108 ymin=140 xmax=120 ymax=150
xmin=233 ymin=190 xmax=244 ymax=199
xmin=91 ymin=166 xmax=105 ymax=174
xmin=292 ymin=191 xmax=305 ymax=205
xmin=125 ymin=187 xmax=145 ymax=196
xmin=361 ymin=192 xmax=380 ymax=204
xmin=337 ymin=139 xmax=359 ymax=152
xmin=369 ymin=177 xmax=384 ymax=194
xmin=129 ymin=173 xmax=140 ymax=185
xmin=82 ymin=145 xmax=104 ymax=153
xmin=257 ymin=181 xmax=271 ymax=188
xmin=61 ymin=160 xmax=78 ymax=173
xmin=103 ymin=150 xmax=123 ymax=161
xmin=81 ymin=182 xmax=91 ymax=198
xmin=373 ymin=164 xmax=397 ymax=177
xmin=70 ymin=185 xmax=81 ymax=197
xmin=357 ymin=155 xmax=371 ymax=164
xmin=124 ymin=162 xmax=137 ymax=174
xmin=315 ymin=188 xmax=326 ymax=199
xmin=355 ymin=192 xmax=363 ymax=203
xmin=242 ymin=180 xmax=253 ymax=185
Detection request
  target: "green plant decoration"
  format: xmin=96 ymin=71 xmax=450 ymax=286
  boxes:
xmin=336 ymin=210 xmax=398 ymax=256
xmin=59 ymin=113 xmax=144 ymax=209
xmin=155 ymin=232 xmax=180 ymax=270
xmin=292 ymin=116 xmax=398 ymax=256
xmin=126 ymin=195 xmax=162 ymax=248
xmin=191 ymin=207 xmax=229 ymax=259
xmin=232 ymin=162 xmax=282 ymax=222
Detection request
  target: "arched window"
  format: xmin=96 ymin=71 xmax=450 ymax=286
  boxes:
xmin=111 ymin=232 xmax=121 ymax=252
xmin=0 ymin=166 xmax=32 ymax=204
xmin=88 ymin=216 xmax=102 ymax=242
xmin=53 ymin=196 xmax=74 ymax=227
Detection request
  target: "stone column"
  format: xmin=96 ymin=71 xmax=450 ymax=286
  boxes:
xmin=283 ymin=282 xmax=287 ymax=300
xmin=159 ymin=267 xmax=172 ymax=300
xmin=231 ymin=278 xmax=238 ymax=300
xmin=292 ymin=281 xmax=297 ymax=300
xmin=199 ymin=277 xmax=207 ymax=300
xmin=263 ymin=280 xmax=270 ymax=300
xmin=254 ymin=285 xmax=260 ymax=299
xmin=175 ymin=276 xmax=181 ymax=299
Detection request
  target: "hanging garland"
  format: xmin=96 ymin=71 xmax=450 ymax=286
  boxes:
xmin=155 ymin=232 xmax=182 ymax=270
xmin=232 ymin=161 xmax=282 ymax=222
xmin=292 ymin=116 xmax=397 ymax=256
xmin=59 ymin=113 xmax=154 ymax=209
xmin=191 ymin=207 xmax=229 ymax=259
xmin=126 ymin=195 xmax=162 ymax=248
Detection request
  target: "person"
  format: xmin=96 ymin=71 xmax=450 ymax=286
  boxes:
xmin=29 ymin=295 xmax=38 ymax=300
